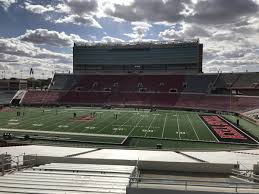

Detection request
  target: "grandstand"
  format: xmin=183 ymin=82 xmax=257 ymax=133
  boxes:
xmin=19 ymin=72 xmax=259 ymax=112
xmin=1 ymin=146 xmax=259 ymax=194
xmin=2 ymin=40 xmax=259 ymax=194
xmin=0 ymin=79 xmax=27 ymax=105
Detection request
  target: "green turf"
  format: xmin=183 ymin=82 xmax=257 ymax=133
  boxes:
xmin=0 ymin=107 xmax=259 ymax=149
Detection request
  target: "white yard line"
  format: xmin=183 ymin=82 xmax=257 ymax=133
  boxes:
xmin=121 ymin=116 xmax=145 ymax=144
xmin=161 ymin=113 xmax=168 ymax=138
xmin=198 ymin=115 xmax=219 ymax=142
xmin=112 ymin=113 xmax=136 ymax=135
xmin=0 ymin=128 xmax=126 ymax=138
xmin=187 ymin=114 xmax=200 ymax=140
xmin=126 ymin=116 xmax=145 ymax=137
xmin=176 ymin=113 xmax=181 ymax=139
xmin=144 ymin=115 xmax=157 ymax=138
xmin=96 ymin=112 xmax=130 ymax=133
xmin=78 ymin=112 xmax=112 ymax=133
xmin=8 ymin=111 xmax=56 ymax=130
xmin=68 ymin=108 xmax=141 ymax=113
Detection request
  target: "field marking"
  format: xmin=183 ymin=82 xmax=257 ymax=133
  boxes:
xmin=7 ymin=110 xmax=57 ymax=130
xmin=40 ymin=113 xmax=76 ymax=132
xmin=124 ymin=116 xmax=145 ymax=138
xmin=16 ymin=109 xmax=69 ymax=131
xmin=161 ymin=113 xmax=168 ymax=138
xmin=187 ymin=114 xmax=200 ymax=140
xmin=112 ymin=113 xmax=136 ymax=135
xmin=1 ymin=109 xmax=65 ymax=130
xmin=9 ymin=119 xmax=18 ymax=122
xmin=198 ymin=115 xmax=219 ymax=142
xmin=32 ymin=123 xmax=43 ymax=127
xmin=96 ymin=112 xmax=130 ymax=134
xmin=220 ymin=116 xmax=259 ymax=144
xmin=8 ymin=122 xmax=19 ymax=125
xmin=176 ymin=113 xmax=181 ymax=139
xmin=112 ymin=124 xmax=160 ymax=129
xmin=0 ymin=128 xmax=126 ymax=138
xmin=68 ymin=108 xmax=143 ymax=113
xmin=144 ymin=115 xmax=157 ymax=137
xmin=70 ymin=110 xmax=115 ymax=133
xmin=77 ymin=111 xmax=112 ymax=133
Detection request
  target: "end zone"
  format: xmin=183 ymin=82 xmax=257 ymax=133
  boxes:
xmin=200 ymin=115 xmax=258 ymax=144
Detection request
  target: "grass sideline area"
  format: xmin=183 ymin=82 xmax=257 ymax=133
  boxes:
xmin=0 ymin=107 xmax=259 ymax=149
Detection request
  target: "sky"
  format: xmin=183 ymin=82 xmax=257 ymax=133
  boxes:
xmin=0 ymin=0 xmax=259 ymax=78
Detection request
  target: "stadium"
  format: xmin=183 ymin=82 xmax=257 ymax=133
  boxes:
xmin=1 ymin=39 xmax=259 ymax=193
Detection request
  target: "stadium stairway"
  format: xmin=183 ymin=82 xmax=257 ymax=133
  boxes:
xmin=0 ymin=163 xmax=135 ymax=194
xmin=10 ymin=90 xmax=27 ymax=105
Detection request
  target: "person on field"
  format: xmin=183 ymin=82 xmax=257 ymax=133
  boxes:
xmin=236 ymin=119 xmax=239 ymax=127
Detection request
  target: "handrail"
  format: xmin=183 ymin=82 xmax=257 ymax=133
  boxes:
xmin=1 ymin=154 xmax=37 ymax=176
xmin=232 ymin=168 xmax=259 ymax=182
xmin=128 ymin=176 xmax=259 ymax=192
xmin=129 ymin=177 xmax=259 ymax=186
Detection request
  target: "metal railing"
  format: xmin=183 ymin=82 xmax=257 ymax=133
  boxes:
xmin=232 ymin=169 xmax=259 ymax=183
xmin=128 ymin=176 xmax=259 ymax=193
xmin=0 ymin=154 xmax=37 ymax=176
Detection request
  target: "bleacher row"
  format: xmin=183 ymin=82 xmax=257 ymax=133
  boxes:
xmin=21 ymin=90 xmax=259 ymax=112
xmin=49 ymin=74 xmax=212 ymax=93
xmin=19 ymin=73 xmax=259 ymax=112
xmin=49 ymin=73 xmax=259 ymax=92
xmin=0 ymin=163 xmax=134 ymax=194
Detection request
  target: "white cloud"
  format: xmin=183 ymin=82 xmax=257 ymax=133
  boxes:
xmin=63 ymin=0 xmax=98 ymax=15
xmin=24 ymin=2 xmax=54 ymax=14
xmin=188 ymin=0 xmax=259 ymax=25
xmin=56 ymin=14 xmax=102 ymax=28
xmin=0 ymin=0 xmax=16 ymax=10
xmin=2 ymin=0 xmax=259 ymax=74
xmin=159 ymin=18 xmax=259 ymax=73
xmin=0 ymin=37 xmax=72 ymax=78
xmin=125 ymin=22 xmax=152 ymax=41
xmin=100 ymin=36 xmax=124 ymax=43
xmin=159 ymin=23 xmax=210 ymax=40
xmin=18 ymin=29 xmax=88 ymax=47
xmin=105 ymin=0 xmax=190 ymax=23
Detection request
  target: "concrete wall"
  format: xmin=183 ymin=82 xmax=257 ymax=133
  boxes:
xmin=24 ymin=155 xmax=238 ymax=174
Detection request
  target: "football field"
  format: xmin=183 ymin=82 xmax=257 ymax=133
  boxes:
xmin=1 ymin=107 xmax=259 ymax=149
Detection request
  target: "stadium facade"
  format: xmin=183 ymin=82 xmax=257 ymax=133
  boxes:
xmin=73 ymin=39 xmax=203 ymax=74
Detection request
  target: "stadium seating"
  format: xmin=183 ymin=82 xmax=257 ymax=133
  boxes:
xmin=0 ymin=91 xmax=16 ymax=105
xmin=175 ymin=94 xmax=259 ymax=112
xmin=22 ymin=90 xmax=61 ymax=105
xmin=232 ymin=72 xmax=259 ymax=88
xmin=214 ymin=73 xmax=240 ymax=88
xmin=183 ymin=74 xmax=217 ymax=93
xmin=23 ymin=73 xmax=259 ymax=112
xmin=60 ymin=91 xmax=179 ymax=107
xmin=214 ymin=72 xmax=259 ymax=89
xmin=50 ymin=74 xmax=185 ymax=93
xmin=50 ymin=74 xmax=79 ymax=90
xmin=21 ymin=89 xmax=259 ymax=112
xmin=0 ymin=162 xmax=134 ymax=193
